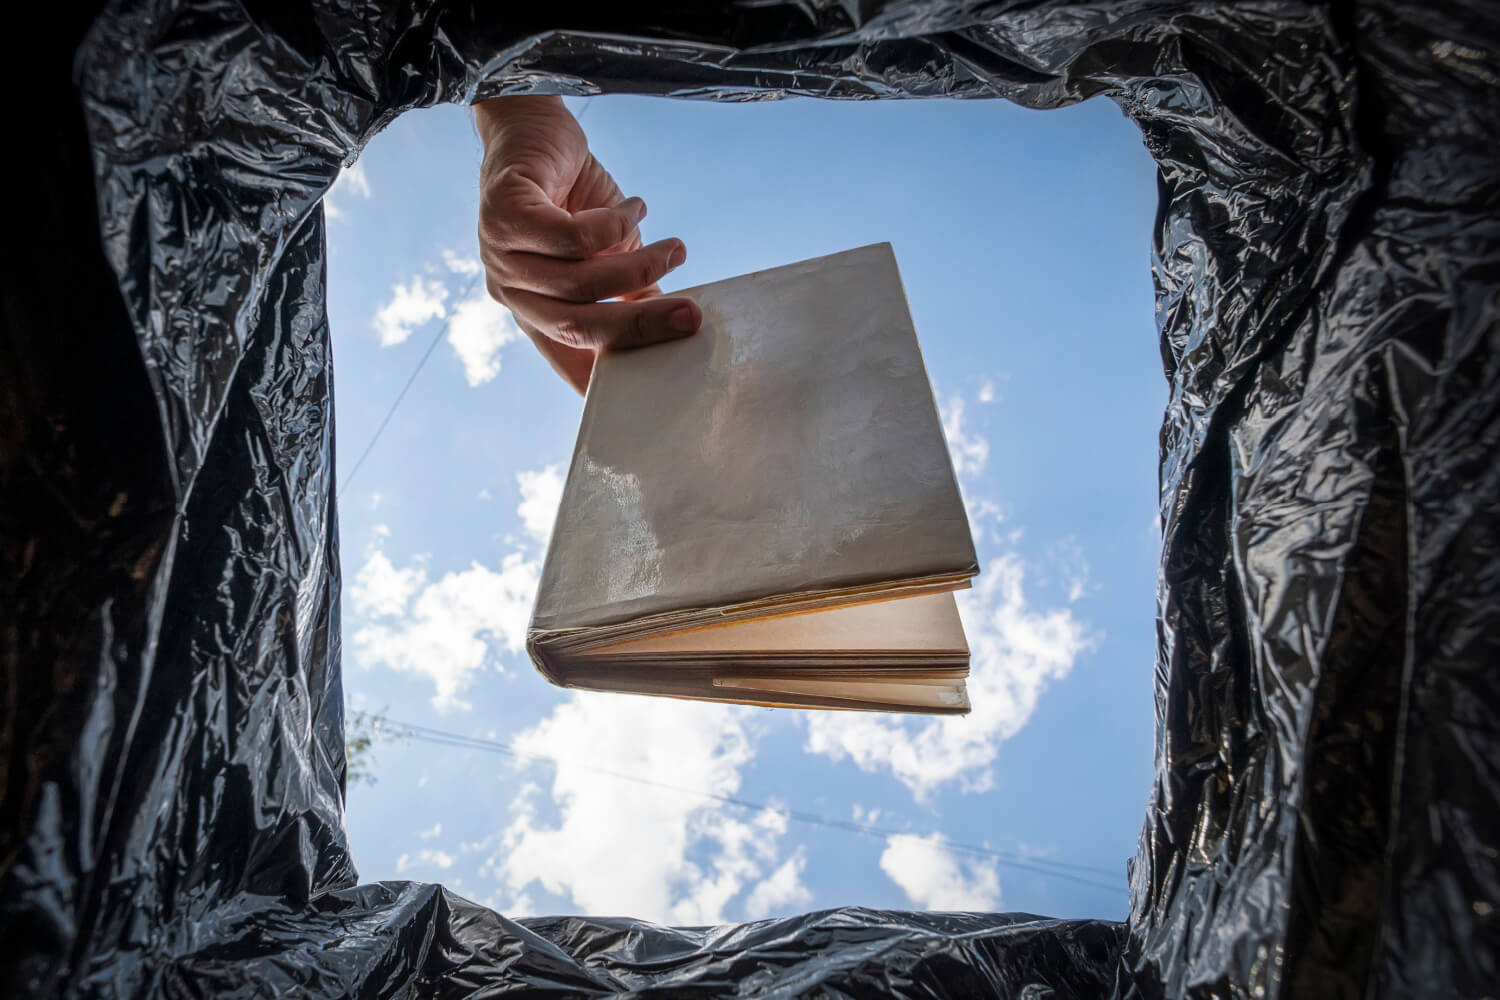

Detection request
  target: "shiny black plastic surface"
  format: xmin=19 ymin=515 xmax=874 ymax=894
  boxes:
xmin=3 ymin=2 xmax=1496 ymax=996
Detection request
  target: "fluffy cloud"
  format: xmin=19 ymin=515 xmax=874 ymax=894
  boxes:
xmin=484 ymin=693 xmax=807 ymax=925
xmin=374 ymin=275 xmax=448 ymax=347
xmin=802 ymin=394 xmax=1094 ymax=799
xmin=941 ymin=395 xmax=989 ymax=478
xmin=1048 ymin=537 xmax=1092 ymax=602
xmin=324 ymin=161 xmax=372 ymax=221
xmin=395 ymin=848 xmax=455 ymax=873
xmin=880 ymin=833 xmax=1000 ymax=911
xmin=348 ymin=456 xmax=806 ymax=921
xmin=349 ymin=550 xmax=425 ymax=618
xmin=352 ymin=552 xmax=539 ymax=710
xmin=448 ymin=284 xmax=522 ymax=386
xmin=744 ymin=852 xmax=814 ymax=919
xmin=348 ymin=468 xmax=560 ymax=709
xmin=373 ymin=254 xmax=520 ymax=383
xmin=804 ymin=557 xmax=1091 ymax=798
xmin=516 ymin=465 xmax=564 ymax=544
xmin=442 ymin=249 xmax=483 ymax=276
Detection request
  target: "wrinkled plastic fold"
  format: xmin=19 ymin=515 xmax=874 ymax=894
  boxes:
xmin=2 ymin=1 xmax=1497 ymax=997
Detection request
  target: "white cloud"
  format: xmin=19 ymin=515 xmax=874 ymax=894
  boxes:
xmin=880 ymin=833 xmax=1000 ymax=911
xmin=373 ymin=256 xmax=517 ymax=383
xmin=484 ymin=693 xmax=806 ymax=925
xmin=1049 ymin=538 xmax=1092 ymax=602
xmin=966 ymin=498 xmax=1006 ymax=544
xmin=395 ymin=848 xmax=455 ymax=873
xmin=351 ymin=551 xmax=538 ymax=710
xmin=324 ymin=161 xmax=372 ymax=221
xmin=804 ymin=389 xmax=1094 ymax=799
xmin=375 ymin=275 xmax=448 ymax=347
xmin=443 ymin=249 xmax=483 ymax=276
xmin=447 ymin=284 xmax=522 ymax=386
xmin=418 ymin=823 xmax=442 ymax=840
xmin=978 ymin=378 xmax=997 ymax=404
xmin=744 ymin=852 xmax=814 ymax=919
xmin=941 ymin=396 xmax=988 ymax=478
xmin=349 ymin=550 xmax=425 ymax=618
xmin=348 ymin=468 xmax=567 ymax=709
xmin=502 ymin=892 xmax=538 ymax=918
xmin=804 ymin=555 xmax=1092 ymax=798
xmin=516 ymin=465 xmax=564 ymax=544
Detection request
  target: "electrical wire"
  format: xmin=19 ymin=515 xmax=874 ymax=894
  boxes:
xmin=365 ymin=714 xmax=1127 ymax=895
xmin=339 ymin=272 xmax=481 ymax=493
xmin=344 ymin=88 xmax=1123 ymax=899
xmin=342 ymin=93 xmax=597 ymax=494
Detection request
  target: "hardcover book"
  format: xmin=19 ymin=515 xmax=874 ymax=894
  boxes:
xmin=526 ymin=243 xmax=978 ymax=714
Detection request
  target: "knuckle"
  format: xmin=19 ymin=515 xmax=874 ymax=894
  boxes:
xmin=626 ymin=308 xmax=652 ymax=347
xmin=477 ymin=199 xmax=515 ymax=247
xmin=553 ymin=318 xmax=590 ymax=350
xmin=637 ymin=258 xmax=659 ymax=289
xmin=569 ymin=274 xmax=603 ymax=303
xmin=477 ymin=216 xmax=504 ymax=251
xmin=557 ymin=230 xmax=588 ymax=259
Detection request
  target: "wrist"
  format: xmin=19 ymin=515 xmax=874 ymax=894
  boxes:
xmin=474 ymin=95 xmax=564 ymax=146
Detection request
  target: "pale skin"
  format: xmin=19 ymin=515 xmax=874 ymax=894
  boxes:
xmin=474 ymin=96 xmax=702 ymax=394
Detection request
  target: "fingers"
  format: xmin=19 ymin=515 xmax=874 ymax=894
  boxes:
xmin=482 ymin=173 xmax=646 ymax=260
xmin=521 ymin=322 xmax=595 ymax=396
xmin=619 ymin=284 xmax=663 ymax=302
xmin=493 ymin=238 xmax=686 ymax=303
xmin=477 ymin=151 xmax=699 ymax=392
xmin=504 ymin=288 xmax=702 ymax=352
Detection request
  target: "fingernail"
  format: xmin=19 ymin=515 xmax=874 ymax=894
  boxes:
xmin=668 ymin=243 xmax=686 ymax=269
xmin=635 ymin=199 xmax=648 ymax=221
xmin=668 ymin=304 xmax=698 ymax=332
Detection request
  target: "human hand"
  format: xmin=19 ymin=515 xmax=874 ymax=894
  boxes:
xmin=474 ymin=96 xmax=701 ymax=393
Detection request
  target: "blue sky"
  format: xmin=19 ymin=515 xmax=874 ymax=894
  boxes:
xmin=327 ymin=93 xmax=1162 ymax=923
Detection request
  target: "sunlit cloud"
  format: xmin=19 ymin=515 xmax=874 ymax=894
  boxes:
xmin=880 ymin=833 xmax=1000 ymax=910
xmin=443 ymin=249 xmax=483 ymax=276
xmin=351 ymin=552 xmax=538 ymax=711
xmin=941 ymin=395 xmax=989 ymax=478
xmin=372 ymin=253 xmax=521 ymax=384
xmin=374 ymin=275 xmax=447 ymax=347
xmin=395 ymin=848 xmax=455 ymax=873
xmin=347 ymin=469 xmax=554 ymax=710
xmin=802 ymin=391 xmax=1094 ymax=799
xmin=485 ymin=693 xmax=807 ymax=924
xmin=516 ymin=465 xmax=564 ymax=545
xmin=447 ymin=282 xmax=521 ymax=386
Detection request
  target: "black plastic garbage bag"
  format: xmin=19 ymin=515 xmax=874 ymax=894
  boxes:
xmin=3 ymin=2 xmax=1497 ymax=996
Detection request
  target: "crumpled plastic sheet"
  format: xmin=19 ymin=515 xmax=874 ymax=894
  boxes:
xmin=2 ymin=1 xmax=1497 ymax=997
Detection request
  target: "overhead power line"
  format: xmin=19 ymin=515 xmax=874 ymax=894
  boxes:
xmin=340 ymin=94 xmax=593 ymax=493
xmin=340 ymin=272 xmax=481 ymax=493
xmin=365 ymin=714 xmax=1126 ymax=895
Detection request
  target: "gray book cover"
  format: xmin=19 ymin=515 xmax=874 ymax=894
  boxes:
xmin=530 ymin=243 xmax=977 ymax=642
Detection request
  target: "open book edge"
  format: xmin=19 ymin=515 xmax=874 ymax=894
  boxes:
xmin=535 ymin=588 xmax=971 ymax=714
xmin=579 ymin=589 xmax=967 ymax=657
